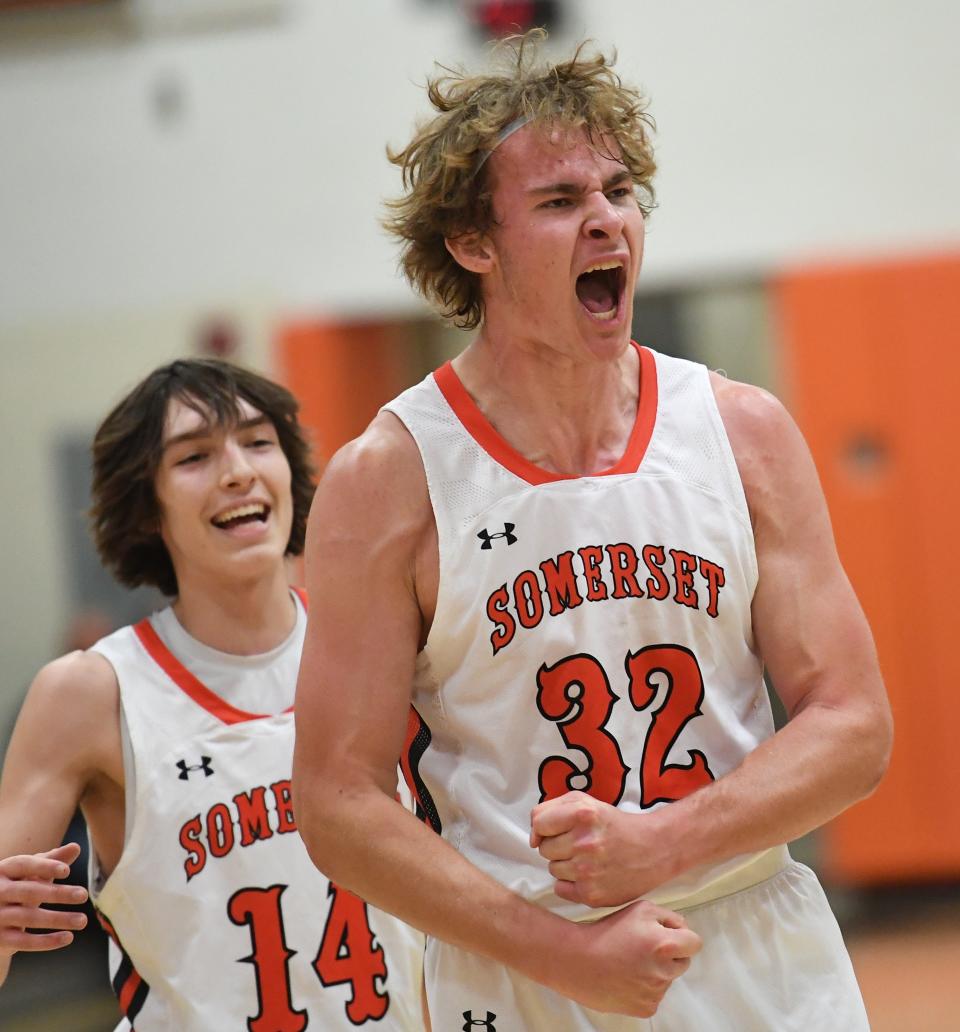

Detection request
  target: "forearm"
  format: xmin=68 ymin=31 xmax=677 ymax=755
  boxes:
xmin=295 ymin=777 xmax=581 ymax=990
xmin=645 ymin=695 xmax=891 ymax=884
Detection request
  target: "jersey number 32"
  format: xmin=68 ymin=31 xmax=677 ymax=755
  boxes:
xmin=537 ymin=644 xmax=716 ymax=806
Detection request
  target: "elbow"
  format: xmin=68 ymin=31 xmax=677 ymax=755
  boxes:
xmin=290 ymin=772 xmax=342 ymax=875
xmin=290 ymin=762 xmax=336 ymax=864
xmin=290 ymin=761 xmax=373 ymax=882
xmin=857 ymin=701 xmax=894 ymax=799
xmin=289 ymin=771 xmax=309 ymax=839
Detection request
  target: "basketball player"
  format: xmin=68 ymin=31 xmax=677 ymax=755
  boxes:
xmin=291 ymin=34 xmax=893 ymax=1029
xmin=0 ymin=360 xmax=425 ymax=1030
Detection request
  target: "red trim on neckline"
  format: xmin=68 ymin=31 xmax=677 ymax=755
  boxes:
xmin=433 ymin=342 xmax=658 ymax=485
xmin=133 ymin=605 xmax=301 ymax=725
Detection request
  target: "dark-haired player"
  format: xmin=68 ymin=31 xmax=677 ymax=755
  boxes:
xmin=0 ymin=360 xmax=424 ymax=1030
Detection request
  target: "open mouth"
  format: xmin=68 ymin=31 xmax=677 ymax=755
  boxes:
xmin=211 ymin=503 xmax=270 ymax=530
xmin=575 ymin=261 xmax=625 ymax=322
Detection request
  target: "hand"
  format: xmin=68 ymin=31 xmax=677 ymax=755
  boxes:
xmin=0 ymin=843 xmax=89 ymax=958
xmin=530 ymin=790 xmax=673 ymax=907
xmin=557 ymin=900 xmax=701 ymax=1017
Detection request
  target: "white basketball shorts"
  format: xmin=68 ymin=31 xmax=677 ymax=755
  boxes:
xmin=425 ymin=855 xmax=868 ymax=1031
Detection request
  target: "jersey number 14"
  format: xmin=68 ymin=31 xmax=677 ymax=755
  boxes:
xmin=228 ymin=882 xmax=388 ymax=1029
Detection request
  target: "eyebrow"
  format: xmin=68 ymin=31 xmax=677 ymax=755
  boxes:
xmin=162 ymin=415 xmax=272 ymax=452
xmin=527 ymin=170 xmax=632 ymax=197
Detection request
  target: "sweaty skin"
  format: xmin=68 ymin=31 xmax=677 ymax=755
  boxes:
xmin=529 ymin=372 xmax=891 ymax=907
xmin=294 ymin=408 xmax=700 ymax=1018
xmin=292 ymin=122 xmax=890 ymax=1017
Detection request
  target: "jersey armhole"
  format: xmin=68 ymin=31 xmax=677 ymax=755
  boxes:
xmin=703 ymin=369 xmax=760 ymax=585
xmin=86 ymin=645 xmax=144 ymax=904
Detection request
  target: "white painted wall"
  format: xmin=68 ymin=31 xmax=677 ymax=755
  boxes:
xmin=0 ymin=0 xmax=957 ymax=731
xmin=0 ymin=303 xmax=276 ymax=737
xmin=592 ymin=0 xmax=960 ymax=281
xmin=0 ymin=0 xmax=956 ymax=332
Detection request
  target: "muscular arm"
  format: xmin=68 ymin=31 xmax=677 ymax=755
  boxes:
xmin=534 ymin=378 xmax=892 ymax=905
xmin=0 ymin=652 xmax=121 ymax=983
xmin=292 ymin=413 xmax=699 ymax=1017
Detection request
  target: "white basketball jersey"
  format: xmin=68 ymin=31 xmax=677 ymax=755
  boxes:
xmin=89 ymin=591 xmax=424 ymax=1031
xmin=385 ymin=345 xmax=777 ymax=919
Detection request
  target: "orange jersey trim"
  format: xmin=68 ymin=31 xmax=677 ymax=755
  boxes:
xmin=133 ymin=618 xmax=297 ymax=726
xmin=433 ymin=341 xmax=658 ymax=485
xmin=97 ymin=910 xmax=119 ymax=941
xmin=97 ymin=909 xmax=150 ymax=1024
xmin=118 ymin=970 xmax=144 ymax=1016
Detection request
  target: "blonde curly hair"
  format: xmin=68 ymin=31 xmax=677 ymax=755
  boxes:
xmin=384 ymin=31 xmax=656 ymax=329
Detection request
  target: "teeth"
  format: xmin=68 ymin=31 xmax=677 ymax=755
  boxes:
xmin=583 ymin=260 xmax=624 ymax=274
xmin=213 ymin=503 xmax=266 ymax=525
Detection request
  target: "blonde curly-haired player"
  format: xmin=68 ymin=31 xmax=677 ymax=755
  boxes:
xmin=293 ymin=33 xmax=890 ymax=1030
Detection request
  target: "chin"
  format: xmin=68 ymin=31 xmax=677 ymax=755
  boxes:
xmin=582 ymin=326 xmax=632 ymax=360
xmin=227 ymin=540 xmax=285 ymax=569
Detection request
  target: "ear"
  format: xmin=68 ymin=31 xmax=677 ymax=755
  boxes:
xmin=445 ymin=232 xmax=495 ymax=275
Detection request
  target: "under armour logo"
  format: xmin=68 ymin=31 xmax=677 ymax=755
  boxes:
xmin=176 ymin=756 xmax=214 ymax=780
xmin=477 ymin=524 xmax=517 ymax=550
xmin=463 ymin=1012 xmax=496 ymax=1032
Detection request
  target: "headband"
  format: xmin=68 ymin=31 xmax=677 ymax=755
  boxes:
xmin=474 ymin=115 xmax=532 ymax=173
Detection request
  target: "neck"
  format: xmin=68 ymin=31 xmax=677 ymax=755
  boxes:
xmin=452 ymin=326 xmax=639 ymax=476
xmin=170 ymin=563 xmax=296 ymax=655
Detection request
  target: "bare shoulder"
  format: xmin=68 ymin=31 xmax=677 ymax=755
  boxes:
xmin=709 ymin=372 xmax=814 ymax=510
xmin=18 ymin=651 xmax=120 ymax=761
xmin=309 ymin=410 xmax=431 ymax=544
xmin=29 ymin=649 xmax=118 ymax=712
xmin=0 ymin=649 xmax=121 ymax=828
xmin=324 ymin=410 xmax=426 ymax=487
xmin=709 ymin=372 xmax=799 ymax=454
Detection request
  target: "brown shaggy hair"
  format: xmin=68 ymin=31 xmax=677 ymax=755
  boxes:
xmin=384 ymin=30 xmax=656 ymax=329
xmin=90 ymin=359 xmax=316 ymax=597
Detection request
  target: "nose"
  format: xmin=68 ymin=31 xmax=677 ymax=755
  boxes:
xmin=219 ymin=440 xmax=256 ymax=490
xmin=582 ymin=190 xmax=624 ymax=241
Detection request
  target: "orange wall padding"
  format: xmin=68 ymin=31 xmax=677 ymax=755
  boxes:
xmin=275 ymin=320 xmax=418 ymax=587
xmin=776 ymin=253 xmax=960 ymax=884
xmin=275 ymin=321 xmax=413 ymax=467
